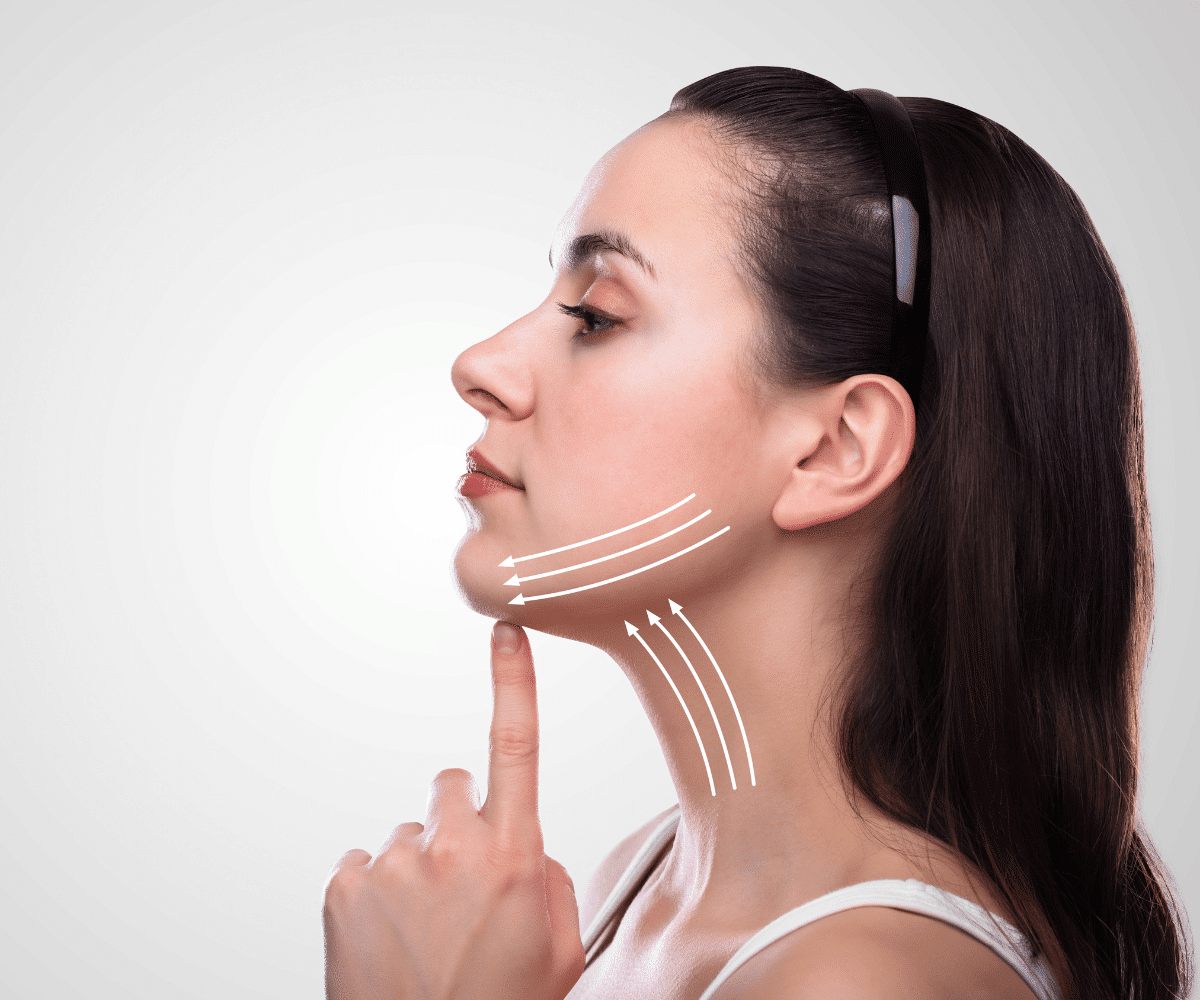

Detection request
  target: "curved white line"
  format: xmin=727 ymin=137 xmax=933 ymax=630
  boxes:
xmin=512 ymin=510 xmax=711 ymax=584
xmin=632 ymin=631 xmax=715 ymax=797
xmin=512 ymin=526 xmax=729 ymax=603
xmin=506 ymin=493 xmax=695 ymax=565
xmin=677 ymin=609 xmax=756 ymax=786
xmin=655 ymin=618 xmax=737 ymax=791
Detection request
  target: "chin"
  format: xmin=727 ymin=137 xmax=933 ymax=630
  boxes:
xmin=451 ymin=532 xmax=605 ymax=643
xmin=451 ymin=531 xmax=510 ymax=616
xmin=450 ymin=523 xmax=738 ymax=653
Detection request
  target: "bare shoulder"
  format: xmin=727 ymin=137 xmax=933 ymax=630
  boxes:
xmin=577 ymin=804 xmax=678 ymax=933
xmin=709 ymin=905 xmax=1039 ymax=1000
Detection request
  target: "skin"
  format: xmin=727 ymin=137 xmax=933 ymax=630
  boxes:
xmin=323 ymin=115 xmax=1040 ymax=999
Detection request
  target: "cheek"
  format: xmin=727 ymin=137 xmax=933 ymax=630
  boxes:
xmin=539 ymin=351 xmax=759 ymax=511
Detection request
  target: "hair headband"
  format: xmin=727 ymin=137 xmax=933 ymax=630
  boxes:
xmin=848 ymin=88 xmax=932 ymax=415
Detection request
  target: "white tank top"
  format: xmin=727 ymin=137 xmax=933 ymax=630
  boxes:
xmin=582 ymin=805 xmax=1061 ymax=1000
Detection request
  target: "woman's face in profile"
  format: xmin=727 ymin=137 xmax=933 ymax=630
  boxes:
xmin=450 ymin=117 xmax=796 ymax=641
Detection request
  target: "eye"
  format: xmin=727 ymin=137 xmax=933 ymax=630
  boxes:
xmin=556 ymin=301 xmax=618 ymax=339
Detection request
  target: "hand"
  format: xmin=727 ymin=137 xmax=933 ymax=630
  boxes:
xmin=323 ymin=621 xmax=585 ymax=1000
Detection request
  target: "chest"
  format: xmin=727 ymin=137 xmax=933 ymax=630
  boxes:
xmin=567 ymin=915 xmax=741 ymax=1000
xmin=567 ymin=939 xmax=716 ymax=1000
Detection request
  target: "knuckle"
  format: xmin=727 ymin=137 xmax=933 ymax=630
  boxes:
xmin=376 ymin=821 xmax=422 ymax=856
xmin=429 ymin=768 xmax=479 ymax=804
xmin=490 ymin=724 xmax=538 ymax=763
xmin=323 ymin=864 xmax=364 ymax=908
xmin=421 ymin=830 xmax=472 ymax=872
xmin=374 ymin=844 xmax=415 ymax=882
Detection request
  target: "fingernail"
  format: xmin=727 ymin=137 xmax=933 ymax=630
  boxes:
xmin=492 ymin=621 xmax=522 ymax=654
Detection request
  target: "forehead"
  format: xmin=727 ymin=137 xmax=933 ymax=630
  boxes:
xmin=551 ymin=116 xmax=743 ymax=292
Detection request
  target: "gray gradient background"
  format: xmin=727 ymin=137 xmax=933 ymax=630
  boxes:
xmin=1 ymin=2 xmax=1195 ymax=997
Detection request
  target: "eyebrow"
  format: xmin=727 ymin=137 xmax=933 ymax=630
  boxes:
xmin=548 ymin=228 xmax=659 ymax=282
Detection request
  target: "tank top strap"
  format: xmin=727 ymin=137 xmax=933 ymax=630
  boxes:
xmin=695 ymin=877 xmax=1060 ymax=1000
xmin=582 ymin=806 xmax=682 ymax=953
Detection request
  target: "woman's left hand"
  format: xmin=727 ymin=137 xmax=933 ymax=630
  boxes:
xmin=323 ymin=621 xmax=585 ymax=1000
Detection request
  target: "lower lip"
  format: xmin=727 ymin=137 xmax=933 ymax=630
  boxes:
xmin=456 ymin=471 xmax=523 ymax=498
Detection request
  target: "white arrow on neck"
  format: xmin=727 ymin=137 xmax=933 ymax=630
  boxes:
xmin=648 ymin=610 xmax=737 ymax=791
xmin=504 ymin=510 xmax=712 ymax=586
xmin=498 ymin=493 xmax=695 ymax=568
xmin=508 ymin=526 xmax=729 ymax=604
xmin=626 ymin=619 xmax=716 ymax=797
xmin=670 ymin=599 xmax=756 ymax=786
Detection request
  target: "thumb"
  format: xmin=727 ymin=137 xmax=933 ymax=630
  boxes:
xmin=544 ymin=856 xmax=584 ymax=976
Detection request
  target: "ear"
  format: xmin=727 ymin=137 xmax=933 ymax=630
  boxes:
xmin=772 ymin=374 xmax=914 ymax=532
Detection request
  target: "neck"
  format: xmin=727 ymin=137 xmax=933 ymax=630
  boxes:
xmin=595 ymin=524 xmax=898 ymax=919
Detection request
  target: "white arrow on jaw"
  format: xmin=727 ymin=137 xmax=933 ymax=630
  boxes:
xmin=508 ymin=526 xmax=729 ymax=604
xmin=503 ymin=510 xmax=712 ymax=586
xmin=499 ymin=493 xmax=696 ymax=567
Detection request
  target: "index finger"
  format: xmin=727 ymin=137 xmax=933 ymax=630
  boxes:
xmin=479 ymin=621 xmax=539 ymax=833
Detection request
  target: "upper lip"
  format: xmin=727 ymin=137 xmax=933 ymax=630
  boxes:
xmin=466 ymin=449 xmax=524 ymax=490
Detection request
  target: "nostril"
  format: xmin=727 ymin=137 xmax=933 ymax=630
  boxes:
xmin=468 ymin=388 xmax=510 ymax=413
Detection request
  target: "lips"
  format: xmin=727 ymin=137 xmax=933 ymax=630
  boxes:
xmin=464 ymin=449 xmax=524 ymax=490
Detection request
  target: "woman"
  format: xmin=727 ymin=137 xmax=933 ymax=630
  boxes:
xmin=322 ymin=67 xmax=1192 ymax=1000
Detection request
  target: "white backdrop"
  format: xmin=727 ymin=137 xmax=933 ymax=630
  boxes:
xmin=1 ymin=2 xmax=1195 ymax=996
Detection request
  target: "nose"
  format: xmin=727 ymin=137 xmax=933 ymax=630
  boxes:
xmin=449 ymin=316 xmax=536 ymax=422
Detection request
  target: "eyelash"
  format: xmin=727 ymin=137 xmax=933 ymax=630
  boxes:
xmin=556 ymin=301 xmax=618 ymax=339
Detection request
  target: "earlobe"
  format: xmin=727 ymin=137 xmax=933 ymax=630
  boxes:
xmin=771 ymin=375 xmax=913 ymax=532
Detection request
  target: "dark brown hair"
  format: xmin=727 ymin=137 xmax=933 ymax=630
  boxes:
xmin=663 ymin=66 xmax=1191 ymax=1000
